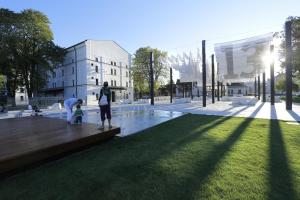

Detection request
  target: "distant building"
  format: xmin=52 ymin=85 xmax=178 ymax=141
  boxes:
xmin=41 ymin=40 xmax=133 ymax=105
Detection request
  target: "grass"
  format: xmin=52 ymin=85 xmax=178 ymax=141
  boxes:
xmin=0 ymin=114 xmax=299 ymax=200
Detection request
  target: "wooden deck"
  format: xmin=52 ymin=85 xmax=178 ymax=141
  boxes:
xmin=0 ymin=117 xmax=120 ymax=175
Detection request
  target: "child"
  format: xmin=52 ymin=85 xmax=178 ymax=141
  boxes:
xmin=73 ymin=104 xmax=84 ymax=124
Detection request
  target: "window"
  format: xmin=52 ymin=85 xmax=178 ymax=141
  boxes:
xmin=92 ymin=92 xmax=95 ymax=95
xmin=52 ymin=72 xmax=56 ymax=78
xmin=111 ymin=80 xmax=113 ymax=86
xmin=54 ymin=83 xmax=56 ymax=88
xmin=91 ymin=63 xmax=94 ymax=66
xmin=111 ymin=61 xmax=113 ymax=65
xmin=111 ymin=69 xmax=113 ymax=75
xmin=91 ymin=77 xmax=94 ymax=79
xmin=52 ymin=83 xmax=55 ymax=88
xmin=95 ymin=57 xmax=98 ymax=62
xmin=126 ymin=82 xmax=128 ymax=87
xmin=62 ymin=69 xmax=64 ymax=77
xmin=72 ymin=67 xmax=74 ymax=74
xmin=126 ymin=71 xmax=128 ymax=77
xmin=20 ymin=88 xmax=25 ymax=93
xmin=20 ymin=96 xmax=24 ymax=101
xmin=96 ymin=93 xmax=99 ymax=100
xmin=126 ymin=65 xmax=128 ymax=68
xmin=72 ymin=59 xmax=74 ymax=63
xmin=114 ymin=62 xmax=116 ymax=66
xmin=95 ymin=66 xmax=98 ymax=73
xmin=96 ymin=78 xmax=98 ymax=85
xmin=62 ymin=81 xmax=64 ymax=87
xmin=72 ymin=80 xmax=75 ymax=86
xmin=114 ymin=69 xmax=116 ymax=75
xmin=114 ymin=80 xmax=116 ymax=86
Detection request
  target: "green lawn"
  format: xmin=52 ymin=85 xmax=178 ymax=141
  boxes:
xmin=0 ymin=114 xmax=299 ymax=200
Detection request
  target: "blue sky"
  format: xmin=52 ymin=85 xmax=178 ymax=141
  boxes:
xmin=1 ymin=0 xmax=300 ymax=55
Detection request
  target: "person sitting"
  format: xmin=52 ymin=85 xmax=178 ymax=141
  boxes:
xmin=73 ymin=104 xmax=84 ymax=124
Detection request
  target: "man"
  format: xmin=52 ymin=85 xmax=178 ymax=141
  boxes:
xmin=63 ymin=98 xmax=83 ymax=124
xmin=98 ymin=81 xmax=112 ymax=129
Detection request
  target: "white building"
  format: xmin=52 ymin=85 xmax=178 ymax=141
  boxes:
xmin=42 ymin=40 xmax=133 ymax=105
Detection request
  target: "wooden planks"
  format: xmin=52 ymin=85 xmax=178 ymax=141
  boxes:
xmin=0 ymin=117 xmax=120 ymax=175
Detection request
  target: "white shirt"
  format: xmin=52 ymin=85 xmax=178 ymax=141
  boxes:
xmin=64 ymin=98 xmax=78 ymax=109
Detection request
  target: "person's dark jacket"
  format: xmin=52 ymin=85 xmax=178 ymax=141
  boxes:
xmin=99 ymin=87 xmax=111 ymax=106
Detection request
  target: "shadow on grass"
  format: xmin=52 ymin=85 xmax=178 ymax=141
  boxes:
xmin=155 ymin=102 xmax=265 ymax=199
xmin=269 ymin=107 xmax=297 ymax=200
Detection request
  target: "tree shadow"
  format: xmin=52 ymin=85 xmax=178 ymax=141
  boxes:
xmin=268 ymin=107 xmax=297 ymax=200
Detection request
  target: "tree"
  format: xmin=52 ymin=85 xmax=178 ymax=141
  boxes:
xmin=0 ymin=8 xmax=65 ymax=105
xmin=0 ymin=9 xmax=22 ymax=106
xmin=132 ymin=47 xmax=168 ymax=97
xmin=276 ymin=73 xmax=299 ymax=92
xmin=280 ymin=17 xmax=300 ymax=77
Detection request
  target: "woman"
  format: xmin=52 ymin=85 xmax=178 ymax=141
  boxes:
xmin=98 ymin=81 xmax=112 ymax=129
xmin=63 ymin=98 xmax=83 ymax=124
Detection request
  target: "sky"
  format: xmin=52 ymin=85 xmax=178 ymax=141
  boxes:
xmin=1 ymin=0 xmax=300 ymax=56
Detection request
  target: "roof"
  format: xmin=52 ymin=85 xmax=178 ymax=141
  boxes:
xmin=65 ymin=40 xmax=131 ymax=55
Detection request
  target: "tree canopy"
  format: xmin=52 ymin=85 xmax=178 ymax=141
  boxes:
xmin=132 ymin=47 xmax=168 ymax=98
xmin=0 ymin=8 xmax=65 ymax=105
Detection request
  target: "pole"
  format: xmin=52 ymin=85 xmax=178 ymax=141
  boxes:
xmin=221 ymin=82 xmax=223 ymax=98
xmin=262 ymin=72 xmax=266 ymax=102
xmin=270 ymin=45 xmax=275 ymax=105
xmin=211 ymin=54 xmax=215 ymax=104
xmin=150 ymin=51 xmax=154 ymax=105
xmin=254 ymin=77 xmax=257 ymax=97
xmin=202 ymin=40 xmax=206 ymax=107
xmin=285 ymin=21 xmax=293 ymax=110
xmin=258 ymin=75 xmax=261 ymax=100
xmin=217 ymin=81 xmax=220 ymax=101
xmin=170 ymin=68 xmax=173 ymax=103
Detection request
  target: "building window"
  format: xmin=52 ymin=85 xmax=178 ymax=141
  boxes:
xmin=72 ymin=67 xmax=74 ymax=74
xmin=92 ymin=92 xmax=95 ymax=95
xmin=91 ymin=77 xmax=94 ymax=79
xmin=95 ymin=66 xmax=98 ymax=73
xmin=52 ymin=83 xmax=55 ymax=88
xmin=126 ymin=71 xmax=128 ymax=77
xmin=62 ymin=69 xmax=64 ymax=77
xmin=114 ymin=80 xmax=116 ymax=86
xmin=126 ymin=82 xmax=128 ymax=87
xmin=95 ymin=57 xmax=98 ymax=62
xmin=114 ymin=69 xmax=116 ymax=75
xmin=72 ymin=59 xmax=74 ymax=63
xmin=91 ymin=63 xmax=94 ymax=66
xmin=96 ymin=79 xmax=98 ymax=85
xmin=62 ymin=81 xmax=64 ymax=87
xmin=114 ymin=62 xmax=116 ymax=66
xmin=54 ymin=83 xmax=56 ymax=88
xmin=20 ymin=88 xmax=25 ymax=93
xmin=20 ymin=96 xmax=24 ymax=101
xmin=126 ymin=65 xmax=128 ymax=68
xmin=111 ymin=61 xmax=113 ymax=65
xmin=111 ymin=69 xmax=113 ymax=75
xmin=96 ymin=93 xmax=99 ymax=100
xmin=52 ymin=72 xmax=56 ymax=78
xmin=72 ymin=80 xmax=75 ymax=86
xmin=111 ymin=80 xmax=113 ymax=86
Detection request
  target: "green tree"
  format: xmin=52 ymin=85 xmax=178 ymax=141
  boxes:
xmin=0 ymin=8 xmax=22 ymax=106
xmin=132 ymin=47 xmax=168 ymax=98
xmin=280 ymin=17 xmax=300 ymax=77
xmin=276 ymin=73 xmax=299 ymax=92
xmin=0 ymin=8 xmax=65 ymax=105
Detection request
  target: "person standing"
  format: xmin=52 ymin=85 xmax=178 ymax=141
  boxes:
xmin=63 ymin=98 xmax=83 ymax=124
xmin=98 ymin=81 xmax=112 ymax=129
